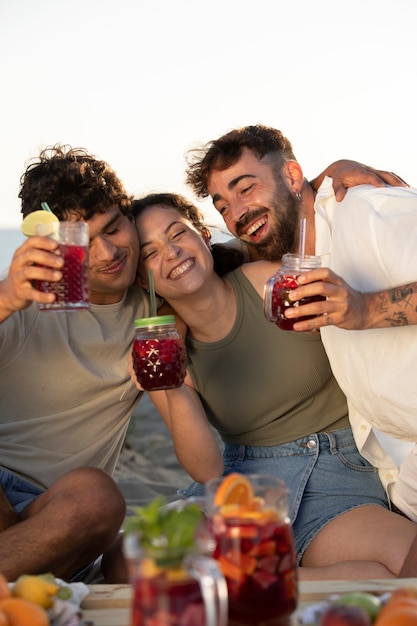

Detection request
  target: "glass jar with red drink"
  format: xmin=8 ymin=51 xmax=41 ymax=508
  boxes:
xmin=205 ymin=473 xmax=298 ymax=626
xmin=132 ymin=315 xmax=187 ymax=391
xmin=263 ymin=253 xmax=325 ymax=330
xmin=123 ymin=499 xmax=228 ymax=626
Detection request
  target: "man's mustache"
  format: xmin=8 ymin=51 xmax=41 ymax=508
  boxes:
xmin=235 ymin=208 xmax=267 ymax=237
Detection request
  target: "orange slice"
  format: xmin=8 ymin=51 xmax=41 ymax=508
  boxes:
xmin=214 ymin=473 xmax=254 ymax=507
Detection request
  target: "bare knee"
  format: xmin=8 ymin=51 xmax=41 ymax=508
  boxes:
xmin=64 ymin=467 xmax=125 ymax=526
xmin=26 ymin=467 xmax=126 ymax=542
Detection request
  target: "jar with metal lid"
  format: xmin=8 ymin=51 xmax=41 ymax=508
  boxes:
xmin=263 ymin=253 xmax=325 ymax=331
xmin=132 ymin=315 xmax=187 ymax=391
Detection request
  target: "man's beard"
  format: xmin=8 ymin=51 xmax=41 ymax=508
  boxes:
xmin=236 ymin=192 xmax=299 ymax=262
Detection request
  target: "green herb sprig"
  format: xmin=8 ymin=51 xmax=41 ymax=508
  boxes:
xmin=123 ymin=497 xmax=204 ymax=567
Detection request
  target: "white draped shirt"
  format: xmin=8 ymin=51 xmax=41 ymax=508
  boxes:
xmin=315 ymin=178 xmax=417 ymax=519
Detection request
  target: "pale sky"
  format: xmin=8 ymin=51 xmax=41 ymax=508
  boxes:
xmin=1 ymin=0 xmax=416 ymax=231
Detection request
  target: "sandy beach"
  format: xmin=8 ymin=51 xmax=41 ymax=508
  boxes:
xmin=113 ymin=393 xmax=192 ymax=514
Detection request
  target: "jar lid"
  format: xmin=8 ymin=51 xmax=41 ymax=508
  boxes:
xmin=134 ymin=315 xmax=176 ymax=328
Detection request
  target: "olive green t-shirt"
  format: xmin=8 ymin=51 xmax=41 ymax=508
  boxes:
xmin=0 ymin=285 xmax=150 ymax=489
xmin=186 ymin=267 xmax=348 ymax=446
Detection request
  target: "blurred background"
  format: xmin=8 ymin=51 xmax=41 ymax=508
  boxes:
xmin=1 ymin=0 xmax=417 ymax=269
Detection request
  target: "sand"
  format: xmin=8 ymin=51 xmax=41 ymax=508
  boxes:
xmin=113 ymin=393 xmax=191 ymax=514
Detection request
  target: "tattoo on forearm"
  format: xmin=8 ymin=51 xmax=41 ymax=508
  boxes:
xmin=389 ymin=285 xmax=416 ymax=304
xmin=377 ymin=284 xmax=417 ymax=327
xmin=378 ymin=293 xmax=389 ymax=313
xmin=387 ymin=312 xmax=410 ymax=327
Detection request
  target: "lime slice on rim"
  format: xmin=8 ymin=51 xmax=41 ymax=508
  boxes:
xmin=21 ymin=210 xmax=59 ymax=237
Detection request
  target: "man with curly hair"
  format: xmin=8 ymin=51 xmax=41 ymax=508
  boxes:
xmin=0 ymin=145 xmax=152 ymax=582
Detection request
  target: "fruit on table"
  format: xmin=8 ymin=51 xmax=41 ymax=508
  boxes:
xmin=0 ymin=597 xmax=50 ymax=626
xmin=335 ymin=592 xmax=381 ymax=621
xmin=0 ymin=575 xmax=11 ymax=601
xmin=319 ymin=603 xmax=372 ymax=626
xmin=375 ymin=594 xmax=417 ymax=625
xmin=13 ymin=574 xmax=58 ymax=609
xmin=21 ymin=210 xmax=58 ymax=237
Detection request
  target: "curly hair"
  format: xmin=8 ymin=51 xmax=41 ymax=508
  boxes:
xmin=19 ymin=144 xmax=132 ymax=220
xmin=132 ymin=192 xmax=244 ymax=277
xmin=185 ymin=124 xmax=297 ymax=199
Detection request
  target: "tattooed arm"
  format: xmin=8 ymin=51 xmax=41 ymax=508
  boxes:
xmin=375 ymin=284 xmax=417 ymax=327
xmin=282 ymin=269 xmax=417 ymax=331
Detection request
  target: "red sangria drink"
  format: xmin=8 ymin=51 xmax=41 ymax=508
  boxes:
xmin=264 ymin=253 xmax=325 ymax=331
xmin=132 ymin=316 xmax=187 ymax=391
xmin=206 ymin=474 xmax=298 ymax=626
xmin=36 ymin=221 xmax=90 ymax=311
xmin=131 ymin=571 xmax=205 ymax=626
xmin=123 ymin=499 xmax=228 ymax=626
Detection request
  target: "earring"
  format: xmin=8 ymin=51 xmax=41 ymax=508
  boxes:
xmin=295 ymin=191 xmax=302 ymax=201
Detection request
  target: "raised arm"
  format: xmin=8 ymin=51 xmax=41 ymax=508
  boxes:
xmin=284 ymin=268 xmax=417 ymax=331
xmin=148 ymin=384 xmax=224 ymax=483
xmin=128 ymin=350 xmax=224 ymax=482
xmin=309 ymin=159 xmax=409 ymax=202
xmin=0 ymin=236 xmax=63 ymax=323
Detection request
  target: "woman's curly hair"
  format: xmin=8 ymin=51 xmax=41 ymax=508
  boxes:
xmin=19 ymin=144 xmax=132 ymax=221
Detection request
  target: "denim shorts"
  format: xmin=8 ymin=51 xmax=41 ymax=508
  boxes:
xmin=178 ymin=427 xmax=389 ymax=564
xmin=0 ymin=467 xmax=44 ymax=516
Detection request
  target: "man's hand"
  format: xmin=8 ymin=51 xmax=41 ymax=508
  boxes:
xmin=284 ymin=268 xmax=371 ymax=331
xmin=310 ymin=159 xmax=409 ymax=202
xmin=285 ymin=269 xmax=417 ymax=331
xmin=0 ymin=236 xmax=63 ymax=323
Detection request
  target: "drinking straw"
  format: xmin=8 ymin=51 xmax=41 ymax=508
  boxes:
xmin=298 ymin=218 xmax=306 ymax=259
xmin=41 ymin=202 xmax=54 ymax=213
xmin=148 ymin=269 xmax=157 ymax=316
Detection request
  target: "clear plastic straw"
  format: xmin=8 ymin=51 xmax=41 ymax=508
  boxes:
xmin=298 ymin=218 xmax=306 ymax=259
xmin=148 ymin=269 xmax=157 ymax=316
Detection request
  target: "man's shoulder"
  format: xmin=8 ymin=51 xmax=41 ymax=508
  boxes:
xmin=125 ymin=284 xmax=152 ymax=317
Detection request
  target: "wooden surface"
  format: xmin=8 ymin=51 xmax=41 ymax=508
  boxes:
xmin=81 ymin=579 xmax=417 ymax=625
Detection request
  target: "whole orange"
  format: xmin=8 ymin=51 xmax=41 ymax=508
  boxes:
xmin=0 ymin=575 xmax=10 ymax=601
xmin=0 ymin=597 xmax=49 ymax=626
xmin=376 ymin=599 xmax=417 ymax=626
xmin=0 ymin=608 xmax=9 ymax=626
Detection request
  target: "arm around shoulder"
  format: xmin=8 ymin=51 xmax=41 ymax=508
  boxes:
xmin=310 ymin=159 xmax=409 ymax=202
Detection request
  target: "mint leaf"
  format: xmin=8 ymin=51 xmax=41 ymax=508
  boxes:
xmin=123 ymin=497 xmax=204 ymax=563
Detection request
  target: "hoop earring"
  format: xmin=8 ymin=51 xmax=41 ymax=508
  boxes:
xmin=295 ymin=191 xmax=302 ymax=201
